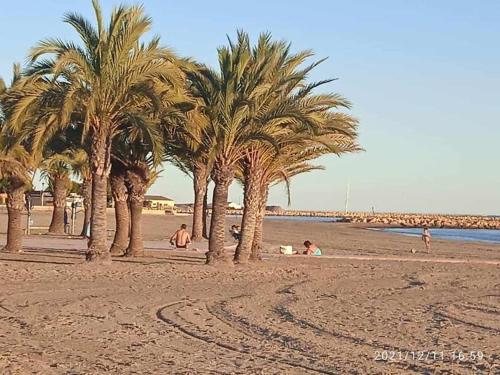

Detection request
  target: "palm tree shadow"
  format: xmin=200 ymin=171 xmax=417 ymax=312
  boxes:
xmin=20 ymin=252 xmax=83 ymax=261
xmin=0 ymin=257 xmax=76 ymax=265
xmin=112 ymin=256 xmax=204 ymax=265
xmin=23 ymin=247 xmax=86 ymax=255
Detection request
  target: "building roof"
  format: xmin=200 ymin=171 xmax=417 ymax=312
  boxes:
xmin=144 ymin=195 xmax=174 ymax=201
xmin=29 ymin=190 xmax=53 ymax=197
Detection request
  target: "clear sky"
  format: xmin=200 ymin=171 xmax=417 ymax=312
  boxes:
xmin=1 ymin=0 xmax=499 ymax=215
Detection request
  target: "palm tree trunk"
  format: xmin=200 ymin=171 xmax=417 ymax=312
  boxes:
xmin=250 ymin=185 xmax=268 ymax=261
xmin=125 ymin=169 xmax=146 ymax=257
xmin=234 ymin=165 xmax=261 ymax=263
xmin=80 ymin=177 xmax=92 ymax=237
xmin=202 ymin=187 xmax=209 ymax=239
xmin=206 ymin=163 xmax=233 ymax=265
xmin=86 ymin=135 xmax=112 ymax=263
xmin=48 ymin=174 xmax=69 ymax=234
xmin=2 ymin=183 xmax=25 ymax=253
xmin=110 ymin=169 xmax=129 ymax=255
xmin=192 ymin=165 xmax=208 ymax=241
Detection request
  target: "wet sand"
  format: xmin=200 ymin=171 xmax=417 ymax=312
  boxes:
xmin=0 ymin=211 xmax=499 ymax=374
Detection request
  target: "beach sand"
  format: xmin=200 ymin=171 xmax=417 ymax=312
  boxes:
xmin=0 ymin=211 xmax=499 ymax=374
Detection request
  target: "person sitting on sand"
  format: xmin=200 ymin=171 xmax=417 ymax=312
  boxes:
xmin=230 ymin=225 xmax=241 ymax=241
xmin=422 ymin=227 xmax=431 ymax=252
xmin=303 ymin=240 xmax=322 ymax=256
xmin=170 ymin=224 xmax=192 ymax=249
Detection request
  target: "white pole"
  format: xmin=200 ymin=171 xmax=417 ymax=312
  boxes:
xmin=344 ymin=182 xmax=350 ymax=214
xmin=71 ymin=203 xmax=76 ymax=235
xmin=26 ymin=195 xmax=31 ymax=235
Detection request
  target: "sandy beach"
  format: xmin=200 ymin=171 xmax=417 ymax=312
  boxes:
xmin=0 ymin=212 xmax=499 ymax=374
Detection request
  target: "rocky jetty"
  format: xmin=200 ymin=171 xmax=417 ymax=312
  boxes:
xmin=174 ymin=206 xmax=500 ymax=230
xmin=344 ymin=213 xmax=500 ymax=230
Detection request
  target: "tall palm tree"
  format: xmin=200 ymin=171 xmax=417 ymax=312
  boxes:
xmin=113 ymin=114 xmax=165 ymax=257
xmin=192 ymin=32 xmax=302 ymax=264
xmin=0 ymin=64 xmax=39 ymax=253
xmin=249 ymin=133 xmax=361 ymax=260
xmin=166 ymin=95 xmax=212 ymax=241
xmin=229 ymin=40 xmax=328 ymax=262
xmin=12 ymin=0 xmax=187 ymax=262
xmin=234 ymin=108 xmax=360 ymax=263
xmin=0 ymin=146 xmax=34 ymax=252
xmin=194 ymin=32 xmax=355 ymax=263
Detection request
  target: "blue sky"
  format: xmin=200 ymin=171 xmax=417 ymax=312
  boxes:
xmin=1 ymin=0 xmax=499 ymax=214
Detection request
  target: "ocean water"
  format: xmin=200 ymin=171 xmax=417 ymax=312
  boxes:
xmin=380 ymin=228 xmax=500 ymax=244
xmin=228 ymin=215 xmax=341 ymax=223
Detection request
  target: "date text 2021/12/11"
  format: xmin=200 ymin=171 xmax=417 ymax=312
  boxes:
xmin=374 ymin=350 xmax=485 ymax=362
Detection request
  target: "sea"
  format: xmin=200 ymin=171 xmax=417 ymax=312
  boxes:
xmin=379 ymin=227 xmax=500 ymax=244
xmin=228 ymin=215 xmax=500 ymax=244
xmin=228 ymin=215 xmax=341 ymax=223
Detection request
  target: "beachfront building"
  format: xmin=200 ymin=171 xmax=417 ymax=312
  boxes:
xmin=28 ymin=190 xmax=54 ymax=206
xmin=206 ymin=202 xmax=243 ymax=211
xmin=228 ymin=202 xmax=243 ymax=210
xmin=143 ymin=195 xmax=175 ymax=211
xmin=66 ymin=193 xmax=83 ymax=208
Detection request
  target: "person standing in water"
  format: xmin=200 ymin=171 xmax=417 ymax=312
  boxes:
xmin=170 ymin=224 xmax=192 ymax=249
xmin=422 ymin=227 xmax=431 ymax=252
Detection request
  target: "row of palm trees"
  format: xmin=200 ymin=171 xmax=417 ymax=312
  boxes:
xmin=0 ymin=0 xmax=360 ymax=265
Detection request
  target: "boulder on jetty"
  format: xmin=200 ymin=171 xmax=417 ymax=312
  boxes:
xmin=266 ymin=205 xmax=285 ymax=214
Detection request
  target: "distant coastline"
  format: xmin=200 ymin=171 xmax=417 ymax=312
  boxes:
xmin=175 ymin=208 xmax=500 ymax=230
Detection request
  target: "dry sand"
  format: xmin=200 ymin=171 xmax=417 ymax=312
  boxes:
xmin=0 ymin=211 xmax=499 ymax=374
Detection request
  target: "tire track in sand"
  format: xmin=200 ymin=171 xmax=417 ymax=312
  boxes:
xmin=156 ymin=299 xmax=338 ymax=374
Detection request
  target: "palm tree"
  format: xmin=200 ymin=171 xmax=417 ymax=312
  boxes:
xmin=196 ymin=32 xmax=356 ymax=263
xmin=249 ymin=133 xmax=361 ymax=260
xmin=234 ymin=108 xmax=360 ymax=263
xmin=166 ymin=94 xmax=212 ymax=241
xmin=15 ymin=0 xmax=187 ymax=262
xmin=113 ymin=113 xmax=165 ymax=257
xmin=0 ymin=64 xmax=39 ymax=252
xmin=109 ymin=158 xmax=129 ymax=255
xmin=71 ymin=150 xmax=92 ymax=236
xmin=0 ymin=146 xmax=34 ymax=253
xmin=192 ymin=32 xmax=303 ymax=264
xmin=41 ymin=148 xmax=77 ymax=234
xmin=125 ymin=161 xmax=159 ymax=257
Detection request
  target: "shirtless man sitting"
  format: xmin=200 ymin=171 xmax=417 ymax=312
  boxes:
xmin=170 ymin=224 xmax=192 ymax=249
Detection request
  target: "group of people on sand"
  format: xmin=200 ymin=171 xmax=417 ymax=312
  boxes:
xmin=168 ymin=223 xmax=432 ymax=255
xmin=169 ymin=223 xmax=323 ymax=256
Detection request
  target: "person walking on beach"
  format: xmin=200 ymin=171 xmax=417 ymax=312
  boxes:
xmin=170 ymin=224 xmax=192 ymax=249
xmin=422 ymin=227 xmax=431 ymax=252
